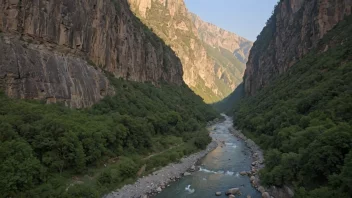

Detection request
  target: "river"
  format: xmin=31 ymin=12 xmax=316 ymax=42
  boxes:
xmin=154 ymin=115 xmax=261 ymax=198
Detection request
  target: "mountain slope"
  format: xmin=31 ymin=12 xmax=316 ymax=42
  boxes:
xmin=233 ymin=9 xmax=352 ymax=198
xmin=0 ymin=0 xmax=183 ymax=107
xmin=128 ymin=0 xmax=252 ymax=103
xmin=190 ymin=13 xmax=253 ymax=64
xmin=244 ymin=0 xmax=352 ymax=96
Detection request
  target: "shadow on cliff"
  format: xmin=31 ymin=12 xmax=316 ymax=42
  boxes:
xmin=211 ymin=83 xmax=245 ymax=114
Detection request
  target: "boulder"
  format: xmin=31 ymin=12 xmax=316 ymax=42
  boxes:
xmin=228 ymin=195 xmax=236 ymax=198
xmin=226 ymin=188 xmax=241 ymax=195
xmin=240 ymin=171 xmax=247 ymax=176
xmin=215 ymin=192 xmax=222 ymax=196
xmin=189 ymin=165 xmax=196 ymax=172
xmin=183 ymin=172 xmax=191 ymax=176
xmin=247 ymin=196 xmax=252 ymax=198
xmin=156 ymin=187 xmax=162 ymax=192
xmin=250 ymin=176 xmax=256 ymax=182
xmin=258 ymin=186 xmax=265 ymax=193
xmin=262 ymin=192 xmax=270 ymax=198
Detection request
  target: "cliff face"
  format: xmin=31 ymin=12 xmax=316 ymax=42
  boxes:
xmin=128 ymin=0 xmax=251 ymax=103
xmin=190 ymin=13 xmax=253 ymax=64
xmin=0 ymin=0 xmax=183 ymax=107
xmin=244 ymin=0 xmax=352 ymax=96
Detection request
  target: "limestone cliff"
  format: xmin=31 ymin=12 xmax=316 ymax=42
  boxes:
xmin=244 ymin=0 xmax=352 ymax=96
xmin=128 ymin=0 xmax=251 ymax=103
xmin=190 ymin=13 xmax=253 ymax=64
xmin=0 ymin=0 xmax=183 ymax=107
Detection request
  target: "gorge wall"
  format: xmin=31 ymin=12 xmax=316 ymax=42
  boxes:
xmin=128 ymin=0 xmax=252 ymax=103
xmin=0 ymin=0 xmax=183 ymax=107
xmin=244 ymin=0 xmax=352 ymax=96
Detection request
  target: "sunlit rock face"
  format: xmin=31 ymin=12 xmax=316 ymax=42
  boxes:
xmin=128 ymin=0 xmax=252 ymax=103
xmin=244 ymin=0 xmax=352 ymax=96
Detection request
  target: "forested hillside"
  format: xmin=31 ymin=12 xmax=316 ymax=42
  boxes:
xmin=233 ymin=15 xmax=352 ymax=197
xmin=0 ymin=75 xmax=218 ymax=197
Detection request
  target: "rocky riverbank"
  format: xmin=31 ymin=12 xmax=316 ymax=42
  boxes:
xmin=104 ymin=141 xmax=218 ymax=198
xmin=230 ymin=127 xmax=294 ymax=198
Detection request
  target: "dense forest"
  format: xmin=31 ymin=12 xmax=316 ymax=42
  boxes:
xmin=233 ymin=15 xmax=352 ymax=197
xmin=0 ymin=75 xmax=218 ymax=197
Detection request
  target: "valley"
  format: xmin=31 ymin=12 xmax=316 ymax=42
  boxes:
xmin=0 ymin=0 xmax=351 ymax=198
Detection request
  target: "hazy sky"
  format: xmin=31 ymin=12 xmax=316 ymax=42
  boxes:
xmin=184 ymin=0 xmax=279 ymax=41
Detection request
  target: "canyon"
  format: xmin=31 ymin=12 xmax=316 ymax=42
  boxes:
xmin=128 ymin=0 xmax=252 ymax=103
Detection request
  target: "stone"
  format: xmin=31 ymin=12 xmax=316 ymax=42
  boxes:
xmin=250 ymin=176 xmax=256 ymax=182
xmin=262 ymin=192 xmax=270 ymax=198
xmin=215 ymin=192 xmax=222 ymax=196
xmin=228 ymin=195 xmax=236 ymax=198
xmin=226 ymin=188 xmax=241 ymax=195
xmin=258 ymin=186 xmax=265 ymax=193
xmin=247 ymin=195 xmax=252 ymax=198
xmin=156 ymin=187 xmax=162 ymax=192
xmin=240 ymin=171 xmax=247 ymax=176
xmin=189 ymin=165 xmax=196 ymax=172
xmin=183 ymin=172 xmax=191 ymax=176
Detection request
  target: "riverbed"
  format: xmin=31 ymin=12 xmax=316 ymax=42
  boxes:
xmin=154 ymin=115 xmax=261 ymax=198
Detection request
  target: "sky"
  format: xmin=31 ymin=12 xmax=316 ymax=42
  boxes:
xmin=184 ymin=0 xmax=279 ymax=41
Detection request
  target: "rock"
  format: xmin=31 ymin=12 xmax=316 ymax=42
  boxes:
xmin=156 ymin=187 xmax=162 ymax=192
xmin=247 ymin=195 xmax=252 ymax=198
xmin=228 ymin=195 xmax=236 ymax=198
xmin=183 ymin=172 xmax=191 ymax=176
xmin=240 ymin=171 xmax=247 ymax=176
xmin=250 ymin=176 xmax=256 ymax=182
xmin=244 ymin=0 xmax=352 ymax=95
xmin=189 ymin=165 xmax=196 ymax=172
xmin=142 ymin=195 xmax=148 ymax=198
xmin=215 ymin=191 xmax=222 ymax=196
xmin=251 ymin=162 xmax=256 ymax=166
xmin=226 ymin=188 xmax=241 ymax=195
xmin=262 ymin=192 xmax=270 ymax=198
xmin=258 ymin=186 xmax=265 ymax=193
xmin=0 ymin=0 xmax=185 ymax=108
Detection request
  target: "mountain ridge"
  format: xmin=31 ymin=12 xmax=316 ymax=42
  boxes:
xmin=128 ymin=0 xmax=252 ymax=103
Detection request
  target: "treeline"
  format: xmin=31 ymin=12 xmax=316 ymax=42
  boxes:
xmin=233 ymin=16 xmax=352 ymax=197
xmin=0 ymin=76 xmax=218 ymax=197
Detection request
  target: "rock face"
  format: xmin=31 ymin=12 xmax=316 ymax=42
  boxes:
xmin=0 ymin=0 xmax=183 ymax=107
xmin=190 ymin=13 xmax=253 ymax=63
xmin=0 ymin=36 xmax=111 ymax=108
xmin=244 ymin=0 xmax=352 ymax=96
xmin=128 ymin=0 xmax=251 ymax=103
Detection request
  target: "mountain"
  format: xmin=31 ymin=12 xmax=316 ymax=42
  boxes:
xmin=244 ymin=0 xmax=352 ymax=96
xmin=190 ymin=13 xmax=253 ymax=64
xmin=231 ymin=0 xmax=352 ymax=197
xmin=0 ymin=0 xmax=219 ymax=197
xmin=0 ymin=0 xmax=183 ymax=108
xmin=128 ymin=0 xmax=252 ymax=103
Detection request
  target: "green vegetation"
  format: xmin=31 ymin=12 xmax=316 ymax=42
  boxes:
xmin=0 ymin=75 xmax=218 ymax=197
xmin=233 ymin=15 xmax=352 ymax=197
xmin=213 ymin=83 xmax=244 ymax=113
